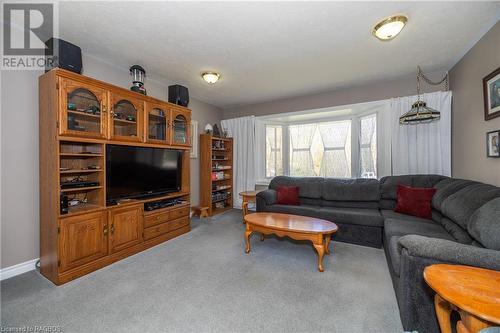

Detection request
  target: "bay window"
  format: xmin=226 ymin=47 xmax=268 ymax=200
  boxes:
xmin=260 ymin=113 xmax=378 ymax=182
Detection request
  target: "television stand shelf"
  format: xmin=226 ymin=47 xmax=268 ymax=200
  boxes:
xmin=39 ymin=68 xmax=192 ymax=285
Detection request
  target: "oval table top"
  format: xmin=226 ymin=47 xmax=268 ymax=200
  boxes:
xmin=424 ymin=264 xmax=500 ymax=324
xmin=244 ymin=212 xmax=338 ymax=234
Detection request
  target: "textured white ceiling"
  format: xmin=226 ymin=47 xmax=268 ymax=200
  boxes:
xmin=59 ymin=1 xmax=500 ymax=109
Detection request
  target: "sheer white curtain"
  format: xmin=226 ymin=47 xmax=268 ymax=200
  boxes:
xmin=390 ymin=91 xmax=452 ymax=176
xmin=221 ymin=116 xmax=256 ymax=208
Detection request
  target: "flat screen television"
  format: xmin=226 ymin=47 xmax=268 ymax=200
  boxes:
xmin=106 ymin=145 xmax=182 ymax=204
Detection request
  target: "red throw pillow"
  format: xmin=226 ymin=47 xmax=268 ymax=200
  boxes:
xmin=394 ymin=184 xmax=437 ymax=219
xmin=276 ymin=186 xmax=300 ymax=205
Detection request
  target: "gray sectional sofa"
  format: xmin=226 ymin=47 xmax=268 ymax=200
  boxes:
xmin=256 ymin=175 xmax=500 ymax=333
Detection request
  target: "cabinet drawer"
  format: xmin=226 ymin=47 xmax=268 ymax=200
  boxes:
xmin=144 ymin=211 xmax=170 ymax=228
xmin=143 ymin=217 xmax=189 ymax=240
xmin=169 ymin=206 xmax=190 ymax=220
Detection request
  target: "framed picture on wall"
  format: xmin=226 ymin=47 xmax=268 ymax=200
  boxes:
xmin=190 ymin=120 xmax=198 ymax=158
xmin=486 ymin=130 xmax=500 ymax=158
xmin=483 ymin=67 xmax=500 ymax=120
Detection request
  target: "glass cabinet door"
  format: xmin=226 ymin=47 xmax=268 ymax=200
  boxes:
xmin=171 ymin=109 xmax=191 ymax=146
xmin=110 ymin=94 xmax=143 ymax=141
xmin=146 ymin=103 xmax=169 ymax=143
xmin=60 ymin=79 xmax=108 ymax=138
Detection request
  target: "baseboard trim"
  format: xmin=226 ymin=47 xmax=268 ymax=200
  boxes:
xmin=1 ymin=258 xmax=38 ymax=281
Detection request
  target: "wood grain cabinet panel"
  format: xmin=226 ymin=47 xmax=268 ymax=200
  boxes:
xmin=59 ymin=211 xmax=108 ymax=272
xmin=109 ymin=205 xmax=143 ymax=253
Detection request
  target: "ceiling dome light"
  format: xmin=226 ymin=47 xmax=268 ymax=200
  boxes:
xmin=372 ymin=15 xmax=408 ymax=41
xmin=202 ymin=72 xmax=220 ymax=84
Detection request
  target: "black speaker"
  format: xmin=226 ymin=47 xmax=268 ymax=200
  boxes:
xmin=168 ymin=85 xmax=189 ymax=107
xmin=45 ymin=38 xmax=82 ymax=74
xmin=60 ymin=194 xmax=69 ymax=215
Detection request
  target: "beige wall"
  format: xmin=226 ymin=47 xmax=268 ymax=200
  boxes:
xmin=450 ymin=22 xmax=500 ymax=186
xmin=222 ymin=71 xmax=446 ymax=119
xmin=0 ymin=56 xmax=222 ymax=269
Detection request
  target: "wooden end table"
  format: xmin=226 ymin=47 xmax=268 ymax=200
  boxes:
xmin=424 ymin=264 xmax=500 ymax=333
xmin=244 ymin=212 xmax=338 ymax=272
xmin=239 ymin=191 xmax=260 ymax=217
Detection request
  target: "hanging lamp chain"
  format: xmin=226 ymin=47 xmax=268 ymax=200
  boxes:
xmin=416 ymin=66 xmax=449 ymax=97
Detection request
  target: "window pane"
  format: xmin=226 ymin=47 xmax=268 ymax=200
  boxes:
xmin=289 ymin=124 xmax=317 ymax=176
xmin=318 ymin=120 xmax=351 ymax=178
xmin=360 ymin=114 xmax=377 ymax=178
xmin=265 ymin=125 xmax=283 ymax=177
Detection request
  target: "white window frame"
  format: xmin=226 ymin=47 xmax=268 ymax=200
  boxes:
xmin=256 ymin=101 xmax=390 ymax=185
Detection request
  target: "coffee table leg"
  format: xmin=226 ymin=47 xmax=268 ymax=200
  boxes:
xmin=260 ymin=233 xmax=265 ymax=241
xmin=245 ymin=229 xmax=253 ymax=253
xmin=313 ymin=243 xmax=325 ymax=272
xmin=324 ymin=235 xmax=331 ymax=255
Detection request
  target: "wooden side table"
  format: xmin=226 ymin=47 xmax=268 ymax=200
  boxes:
xmin=239 ymin=191 xmax=260 ymax=217
xmin=424 ymin=264 xmax=500 ymax=333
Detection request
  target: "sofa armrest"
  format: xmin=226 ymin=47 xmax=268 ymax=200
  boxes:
xmin=398 ymin=235 xmax=500 ymax=271
xmin=256 ymin=189 xmax=277 ymax=211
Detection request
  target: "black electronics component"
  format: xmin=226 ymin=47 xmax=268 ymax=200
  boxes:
xmin=168 ymin=85 xmax=189 ymax=107
xmin=60 ymin=181 xmax=99 ymax=189
xmin=144 ymin=199 xmax=182 ymax=212
xmin=60 ymin=194 xmax=69 ymax=215
xmin=45 ymin=38 xmax=82 ymax=74
xmin=106 ymin=145 xmax=182 ymax=204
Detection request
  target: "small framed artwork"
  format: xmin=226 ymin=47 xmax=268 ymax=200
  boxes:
xmin=190 ymin=120 xmax=198 ymax=158
xmin=486 ymin=130 xmax=500 ymax=158
xmin=483 ymin=67 xmax=500 ymax=120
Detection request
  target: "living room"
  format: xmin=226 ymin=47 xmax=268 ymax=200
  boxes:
xmin=1 ymin=1 xmax=499 ymax=332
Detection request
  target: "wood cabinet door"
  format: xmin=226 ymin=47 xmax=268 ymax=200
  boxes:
xmin=59 ymin=78 xmax=109 ymax=139
xmin=109 ymin=205 xmax=143 ymax=253
xmin=109 ymin=92 xmax=144 ymax=142
xmin=145 ymin=102 xmax=170 ymax=144
xmin=59 ymin=211 xmax=108 ymax=272
xmin=170 ymin=108 xmax=191 ymax=146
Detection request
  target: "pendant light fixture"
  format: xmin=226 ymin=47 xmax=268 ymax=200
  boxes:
xmin=399 ymin=66 xmax=449 ymax=125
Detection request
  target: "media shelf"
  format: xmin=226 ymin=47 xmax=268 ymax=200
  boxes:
xmin=40 ymin=68 xmax=192 ymax=285
xmin=200 ymin=134 xmax=233 ymax=216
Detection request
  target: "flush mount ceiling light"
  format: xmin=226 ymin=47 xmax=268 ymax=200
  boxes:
xmin=202 ymin=72 xmax=220 ymax=84
xmin=399 ymin=66 xmax=449 ymax=125
xmin=372 ymin=15 xmax=408 ymax=41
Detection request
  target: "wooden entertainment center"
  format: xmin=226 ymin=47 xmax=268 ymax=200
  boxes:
xmin=39 ymin=68 xmax=192 ymax=285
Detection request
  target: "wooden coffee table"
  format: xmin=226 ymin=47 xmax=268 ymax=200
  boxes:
xmin=244 ymin=212 xmax=338 ymax=272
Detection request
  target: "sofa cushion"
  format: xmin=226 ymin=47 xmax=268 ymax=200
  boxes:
xmin=441 ymin=183 xmax=500 ymax=229
xmin=384 ymin=218 xmax=454 ymax=241
xmin=468 ymin=197 xmax=500 ymax=250
xmin=380 ymin=175 xmax=447 ymax=200
xmin=321 ymin=178 xmax=380 ymax=202
xmin=394 ymin=184 xmax=437 ymax=219
xmin=381 ymin=210 xmax=434 ymax=224
xmin=322 ymin=200 xmax=380 ymax=209
xmin=439 ymin=218 xmax=474 ymax=244
xmin=276 ymin=186 xmax=300 ymax=205
xmin=319 ymin=207 xmax=383 ymax=227
xmin=269 ymin=176 xmax=324 ymax=199
xmin=432 ymin=178 xmax=479 ymax=213
xmin=264 ymin=204 xmax=323 ymax=219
